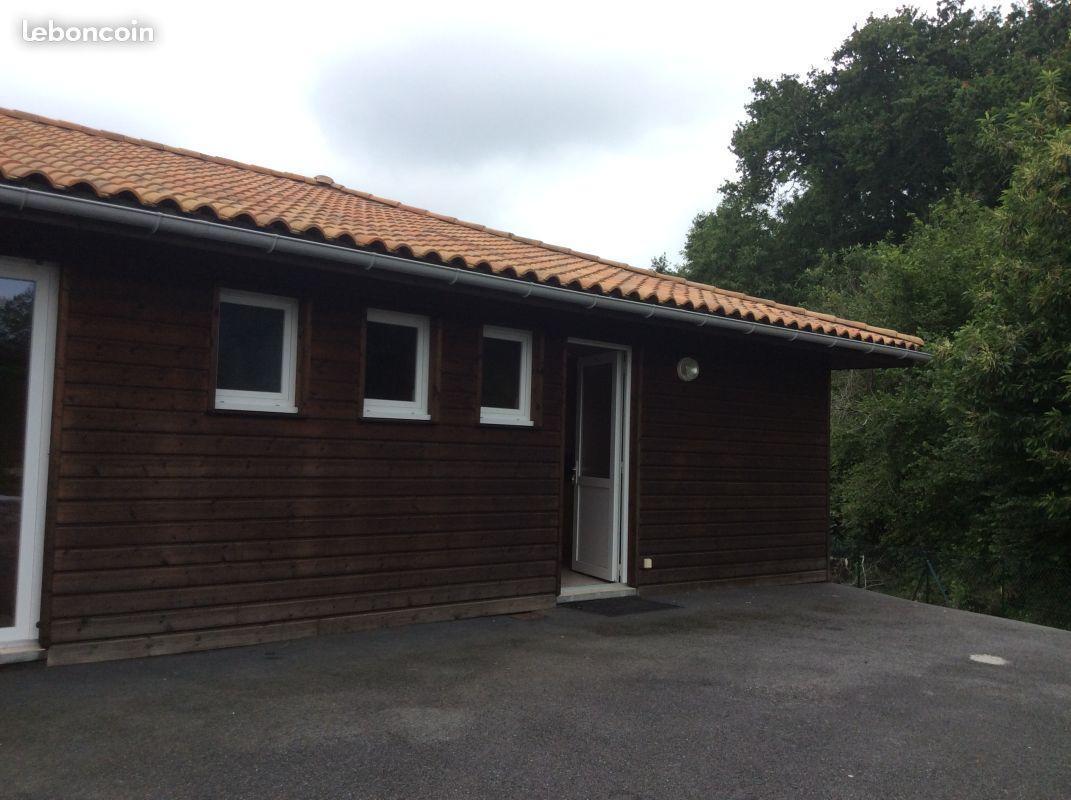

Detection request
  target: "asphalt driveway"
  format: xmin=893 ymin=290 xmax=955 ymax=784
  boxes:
xmin=1 ymin=583 xmax=1068 ymax=800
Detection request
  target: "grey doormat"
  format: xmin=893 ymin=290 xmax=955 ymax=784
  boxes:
xmin=563 ymin=597 xmax=681 ymax=617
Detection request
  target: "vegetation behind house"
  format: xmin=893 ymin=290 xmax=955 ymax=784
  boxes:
xmin=680 ymin=0 xmax=1071 ymax=627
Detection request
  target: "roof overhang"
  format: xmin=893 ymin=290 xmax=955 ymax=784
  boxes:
xmin=0 ymin=182 xmax=931 ymax=367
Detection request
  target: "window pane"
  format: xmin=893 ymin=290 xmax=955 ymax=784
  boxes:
xmin=481 ymin=337 xmax=522 ymax=410
xmin=0 ymin=277 xmax=34 ymax=628
xmin=217 ymin=302 xmax=285 ymax=393
xmin=580 ymin=362 xmax=613 ymax=479
xmin=365 ymin=321 xmax=417 ymax=401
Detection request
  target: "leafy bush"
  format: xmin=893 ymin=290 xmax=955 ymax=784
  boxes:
xmin=681 ymin=2 xmax=1071 ymax=627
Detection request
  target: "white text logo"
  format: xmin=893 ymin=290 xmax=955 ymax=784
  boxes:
xmin=22 ymin=19 xmax=155 ymax=44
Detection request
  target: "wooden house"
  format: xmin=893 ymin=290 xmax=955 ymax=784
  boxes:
xmin=0 ymin=110 xmax=928 ymax=664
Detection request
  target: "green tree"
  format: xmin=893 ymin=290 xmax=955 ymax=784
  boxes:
xmin=0 ymin=287 xmax=32 ymax=351
xmin=650 ymin=253 xmax=677 ymax=274
xmin=682 ymin=0 xmax=1071 ymax=305
xmin=824 ymin=74 xmax=1071 ymax=626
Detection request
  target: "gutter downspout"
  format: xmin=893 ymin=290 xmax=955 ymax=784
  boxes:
xmin=0 ymin=183 xmax=931 ymax=363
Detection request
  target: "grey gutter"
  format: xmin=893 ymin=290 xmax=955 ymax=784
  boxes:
xmin=0 ymin=183 xmax=930 ymax=363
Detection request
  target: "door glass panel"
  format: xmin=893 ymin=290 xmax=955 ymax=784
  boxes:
xmin=0 ymin=277 xmax=34 ymax=628
xmin=580 ymin=362 xmax=613 ymax=479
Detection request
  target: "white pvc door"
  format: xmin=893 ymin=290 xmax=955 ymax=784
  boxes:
xmin=572 ymin=352 xmax=622 ymax=582
xmin=0 ymin=258 xmax=58 ymax=647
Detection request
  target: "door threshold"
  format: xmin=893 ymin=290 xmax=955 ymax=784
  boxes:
xmin=0 ymin=641 xmax=45 ymax=665
xmin=557 ymin=582 xmax=637 ymax=604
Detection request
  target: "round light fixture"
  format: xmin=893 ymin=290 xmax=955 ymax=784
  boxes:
xmin=676 ymin=357 xmax=699 ymax=382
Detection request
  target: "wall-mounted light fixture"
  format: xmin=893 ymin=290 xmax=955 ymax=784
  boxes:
xmin=676 ymin=357 xmax=699 ymax=382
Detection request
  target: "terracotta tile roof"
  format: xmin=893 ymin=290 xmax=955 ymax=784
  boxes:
xmin=0 ymin=107 xmax=923 ymax=351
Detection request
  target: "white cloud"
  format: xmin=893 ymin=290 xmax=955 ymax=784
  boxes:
xmin=315 ymin=35 xmax=720 ymax=165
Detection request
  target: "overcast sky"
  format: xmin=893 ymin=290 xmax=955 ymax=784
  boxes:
xmin=4 ymin=0 xmax=937 ymax=269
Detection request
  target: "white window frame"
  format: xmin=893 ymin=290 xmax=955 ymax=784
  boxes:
xmin=480 ymin=325 xmax=534 ymax=427
xmin=214 ymin=288 xmax=299 ymax=414
xmin=362 ymin=308 xmax=431 ymax=421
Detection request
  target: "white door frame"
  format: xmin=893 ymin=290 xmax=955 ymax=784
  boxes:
xmin=567 ymin=337 xmax=631 ymax=585
xmin=0 ymin=257 xmax=59 ymax=648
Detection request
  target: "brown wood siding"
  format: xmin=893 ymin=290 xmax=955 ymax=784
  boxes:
xmin=635 ymin=329 xmax=830 ymax=588
xmin=36 ymin=244 xmax=566 ymax=662
xmin=1 ymin=222 xmax=832 ymax=663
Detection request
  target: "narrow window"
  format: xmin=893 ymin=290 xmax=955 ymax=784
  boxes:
xmin=480 ymin=326 xmax=533 ymax=426
xmin=214 ymin=289 xmax=298 ymax=413
xmin=363 ymin=309 xmax=431 ymax=420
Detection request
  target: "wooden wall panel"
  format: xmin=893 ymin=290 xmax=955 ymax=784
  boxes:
xmin=1 ymin=222 xmax=832 ymax=663
xmin=635 ymin=328 xmax=830 ymax=588
xmin=35 ymin=243 xmax=567 ymax=663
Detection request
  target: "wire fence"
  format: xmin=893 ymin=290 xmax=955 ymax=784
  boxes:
xmin=829 ymin=548 xmax=1071 ymax=631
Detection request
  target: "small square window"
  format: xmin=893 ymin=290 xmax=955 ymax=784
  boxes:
xmin=480 ymin=326 xmax=533 ymax=426
xmin=363 ymin=309 xmax=431 ymax=420
xmin=214 ymin=289 xmax=298 ymax=413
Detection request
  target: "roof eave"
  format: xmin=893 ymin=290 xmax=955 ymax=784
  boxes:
xmin=0 ymin=182 xmax=931 ymax=365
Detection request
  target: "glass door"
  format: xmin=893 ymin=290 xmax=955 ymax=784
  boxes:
xmin=0 ymin=259 xmax=58 ymax=647
xmin=572 ymin=352 xmax=623 ymax=582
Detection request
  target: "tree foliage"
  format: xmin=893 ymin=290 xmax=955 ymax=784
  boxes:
xmin=680 ymin=1 xmax=1071 ymax=625
xmin=683 ymin=0 xmax=1071 ymax=304
xmin=828 ymin=74 xmax=1071 ymax=623
xmin=0 ymin=287 xmax=32 ymax=353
